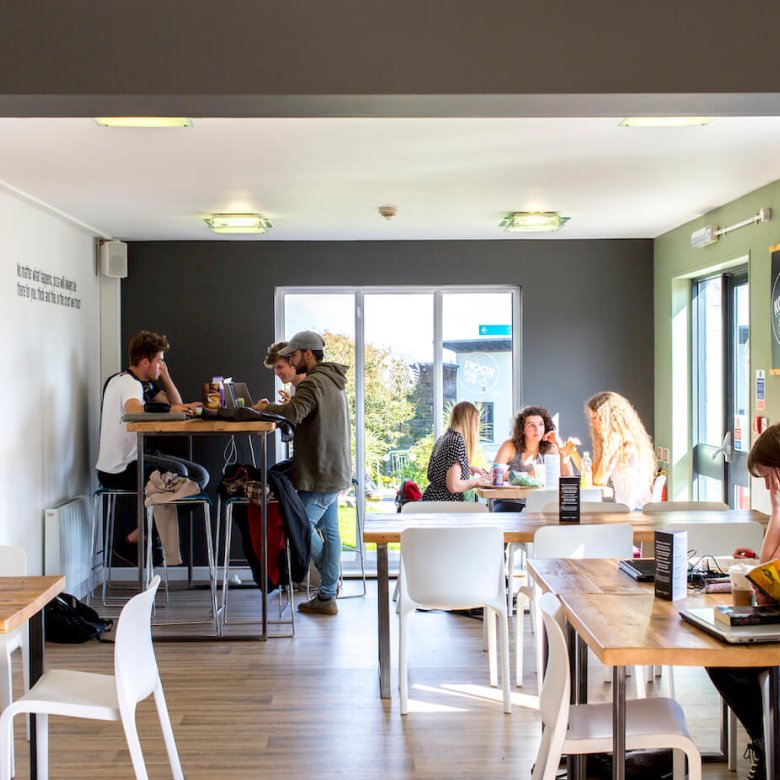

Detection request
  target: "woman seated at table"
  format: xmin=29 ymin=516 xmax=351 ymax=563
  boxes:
xmin=707 ymin=423 xmax=780 ymax=780
xmin=584 ymin=391 xmax=656 ymax=511
xmin=422 ymin=401 xmax=489 ymax=501
xmin=492 ymin=405 xmax=572 ymax=512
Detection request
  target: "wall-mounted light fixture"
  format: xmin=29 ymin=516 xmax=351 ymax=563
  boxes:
xmin=691 ymin=208 xmax=771 ymax=249
xmin=204 ymin=213 xmax=273 ymax=234
xmin=500 ymin=211 xmax=570 ymax=233
xmin=619 ymin=117 xmax=714 ymax=128
xmin=94 ymin=117 xmax=192 ymax=128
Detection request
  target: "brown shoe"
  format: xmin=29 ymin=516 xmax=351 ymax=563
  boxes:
xmin=298 ymin=594 xmax=338 ymax=615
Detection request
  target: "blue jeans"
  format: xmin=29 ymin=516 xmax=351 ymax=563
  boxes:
xmin=298 ymin=491 xmax=341 ymax=599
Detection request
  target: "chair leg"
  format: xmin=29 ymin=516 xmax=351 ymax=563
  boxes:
xmin=153 ymin=684 xmax=184 ymax=780
xmin=119 ymin=704 xmax=150 ymax=780
xmin=506 ymin=544 xmax=516 ymax=616
xmin=36 ymin=712 xmax=49 ymax=780
xmin=399 ymin=605 xmax=409 ymax=715
xmin=486 ymin=606 xmax=498 ymax=688
xmin=202 ymin=503 xmax=219 ymax=635
xmin=496 ymin=606 xmax=511 ymax=714
xmin=0 ymin=709 xmax=12 ymax=780
xmin=515 ymin=590 xmax=526 ymax=687
xmin=0 ymin=653 xmax=12 ymax=779
xmin=221 ymin=504 xmax=234 ymax=627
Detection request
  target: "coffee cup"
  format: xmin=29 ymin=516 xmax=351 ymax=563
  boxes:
xmin=729 ymin=564 xmax=754 ymax=607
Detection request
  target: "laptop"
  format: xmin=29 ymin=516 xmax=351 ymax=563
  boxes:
xmin=618 ymin=558 xmax=655 ymax=582
xmin=680 ymin=607 xmax=780 ymax=644
xmin=224 ymin=381 xmax=254 ymax=409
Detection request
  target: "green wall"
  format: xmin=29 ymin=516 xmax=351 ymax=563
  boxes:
xmin=655 ymin=180 xmax=780 ymax=510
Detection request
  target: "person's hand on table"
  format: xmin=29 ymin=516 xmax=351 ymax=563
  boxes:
xmin=470 ymin=465 xmax=489 ymax=476
xmin=253 ymin=399 xmax=270 ymax=411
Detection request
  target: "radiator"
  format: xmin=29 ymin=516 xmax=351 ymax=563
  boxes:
xmin=44 ymin=495 xmax=90 ymax=598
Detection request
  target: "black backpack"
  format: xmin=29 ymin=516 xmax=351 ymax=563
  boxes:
xmin=44 ymin=593 xmax=114 ymax=644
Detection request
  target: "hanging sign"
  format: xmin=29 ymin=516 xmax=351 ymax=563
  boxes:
xmin=756 ymin=369 xmax=766 ymax=412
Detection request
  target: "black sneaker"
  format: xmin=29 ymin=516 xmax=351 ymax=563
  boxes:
xmin=745 ymin=740 xmax=766 ymax=780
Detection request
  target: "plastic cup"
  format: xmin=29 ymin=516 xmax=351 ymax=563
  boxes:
xmin=729 ymin=564 xmax=754 ymax=606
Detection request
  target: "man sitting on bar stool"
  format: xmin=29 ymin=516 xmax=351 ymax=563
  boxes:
xmin=95 ymin=330 xmax=208 ymax=565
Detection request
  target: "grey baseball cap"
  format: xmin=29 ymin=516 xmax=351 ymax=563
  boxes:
xmin=278 ymin=331 xmax=325 ymax=356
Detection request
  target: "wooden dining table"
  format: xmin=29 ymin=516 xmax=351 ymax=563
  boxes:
xmin=363 ymin=508 xmax=766 ymax=700
xmin=527 ymin=558 xmax=780 ymax=780
xmin=0 ymin=575 xmax=66 ymax=779
xmin=476 ymin=483 xmax=613 ymax=508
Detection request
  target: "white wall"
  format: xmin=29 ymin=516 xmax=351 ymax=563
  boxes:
xmin=0 ymin=187 xmax=101 ymax=574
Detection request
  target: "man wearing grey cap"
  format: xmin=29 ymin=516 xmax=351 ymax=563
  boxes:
xmin=254 ymin=330 xmax=351 ymax=615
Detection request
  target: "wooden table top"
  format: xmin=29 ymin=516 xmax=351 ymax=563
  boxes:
xmin=476 ymin=484 xmax=614 ymax=500
xmin=126 ymin=419 xmax=276 ymax=433
xmin=363 ymin=509 xmax=765 ymax=545
xmin=528 ymin=557 xmax=654 ymax=596
xmin=559 ymin=590 xmax=780 ymax=667
xmin=0 ymin=576 xmax=66 ymax=633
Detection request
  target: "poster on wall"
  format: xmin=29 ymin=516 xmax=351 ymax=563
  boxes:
xmin=771 ymin=245 xmax=780 ymax=374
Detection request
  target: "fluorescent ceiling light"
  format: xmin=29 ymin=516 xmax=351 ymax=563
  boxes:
xmin=94 ymin=117 xmax=192 ymax=128
xmin=499 ymin=212 xmax=570 ymax=233
xmin=619 ymin=117 xmax=715 ymax=128
xmin=204 ymin=213 xmax=272 ymax=234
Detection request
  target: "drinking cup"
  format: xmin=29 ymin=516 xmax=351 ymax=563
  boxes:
xmin=729 ymin=564 xmax=754 ymax=606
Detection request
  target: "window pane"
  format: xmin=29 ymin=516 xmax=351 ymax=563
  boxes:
xmin=442 ymin=292 xmax=513 ymax=467
xmin=697 ymin=278 xmax=723 ymax=447
xmin=732 ymin=283 xmax=749 ymax=452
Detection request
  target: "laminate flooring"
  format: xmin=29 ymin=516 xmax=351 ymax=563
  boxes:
xmin=6 ymin=580 xmax=756 ymax=778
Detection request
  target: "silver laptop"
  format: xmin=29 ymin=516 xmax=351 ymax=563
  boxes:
xmin=224 ymin=382 xmax=254 ymax=409
xmin=680 ymin=607 xmax=780 ymax=644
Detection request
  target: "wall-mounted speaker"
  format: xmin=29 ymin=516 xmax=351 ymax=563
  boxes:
xmin=99 ymin=240 xmax=128 ymax=278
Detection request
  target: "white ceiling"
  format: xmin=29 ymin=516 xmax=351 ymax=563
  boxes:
xmin=1 ymin=116 xmax=780 ymax=241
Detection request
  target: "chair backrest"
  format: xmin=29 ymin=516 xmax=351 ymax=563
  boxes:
xmin=651 ymin=474 xmax=667 ymax=502
xmin=642 ymin=500 xmax=729 ymax=513
xmin=662 ymin=520 xmax=765 ymax=559
xmin=0 ymin=545 xmax=26 ymax=577
xmin=402 ymin=501 xmax=487 ymax=514
xmin=400 ymin=526 xmax=504 ymax=609
xmin=525 ymin=488 xmax=603 ymax=513
xmin=541 ymin=501 xmax=630 ymax=515
xmin=531 ymin=523 xmax=634 ymax=559
xmin=114 ymin=576 xmax=161 ymax=707
xmin=535 ymin=593 xmax=571 ymax=780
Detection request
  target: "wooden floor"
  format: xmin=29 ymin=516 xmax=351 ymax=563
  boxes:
xmin=7 ymin=580 xmax=756 ymax=778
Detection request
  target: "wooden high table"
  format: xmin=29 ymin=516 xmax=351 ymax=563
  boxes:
xmin=527 ymin=558 xmax=780 ymax=780
xmin=0 ymin=575 xmax=66 ymax=779
xmin=126 ymin=418 xmax=276 ymax=640
xmin=363 ymin=509 xmax=765 ymax=700
xmin=476 ymin=484 xmax=613 ymax=509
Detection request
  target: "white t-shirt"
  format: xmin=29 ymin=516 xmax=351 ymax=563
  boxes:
xmin=95 ymin=373 xmax=144 ymax=474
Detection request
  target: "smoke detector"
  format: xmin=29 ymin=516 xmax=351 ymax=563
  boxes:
xmin=378 ymin=206 xmax=398 ymax=220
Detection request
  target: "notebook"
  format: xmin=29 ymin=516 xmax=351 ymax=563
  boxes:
xmin=680 ymin=607 xmax=780 ymax=644
xmin=224 ymin=381 xmax=254 ymax=409
xmin=618 ymin=558 xmax=655 ymax=582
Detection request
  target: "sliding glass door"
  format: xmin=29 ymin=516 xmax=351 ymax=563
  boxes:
xmin=278 ymin=286 xmax=520 ymax=568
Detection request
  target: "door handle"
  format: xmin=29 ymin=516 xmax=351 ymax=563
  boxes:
xmin=712 ymin=431 xmax=733 ymax=463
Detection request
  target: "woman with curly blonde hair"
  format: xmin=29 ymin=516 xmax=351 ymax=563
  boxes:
xmin=585 ymin=391 xmax=656 ymax=510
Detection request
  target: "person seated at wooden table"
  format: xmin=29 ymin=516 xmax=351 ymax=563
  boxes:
xmin=706 ymin=423 xmax=780 ymax=780
xmin=582 ymin=391 xmax=656 ymax=511
xmin=422 ymin=401 xmax=490 ymax=501
xmin=491 ymin=405 xmax=572 ymax=512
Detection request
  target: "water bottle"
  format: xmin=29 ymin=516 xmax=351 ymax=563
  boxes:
xmin=544 ymin=453 xmax=560 ymax=490
xmin=580 ymin=451 xmax=593 ymax=488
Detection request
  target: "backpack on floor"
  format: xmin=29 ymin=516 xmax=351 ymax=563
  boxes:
xmin=45 ymin=593 xmax=114 ymax=643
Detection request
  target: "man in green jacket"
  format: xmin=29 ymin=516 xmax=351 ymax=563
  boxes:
xmin=255 ymin=331 xmax=351 ymax=615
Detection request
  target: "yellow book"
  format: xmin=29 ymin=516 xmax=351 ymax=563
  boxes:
xmin=745 ymin=559 xmax=780 ymax=602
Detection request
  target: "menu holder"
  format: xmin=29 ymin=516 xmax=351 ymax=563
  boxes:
xmin=559 ymin=476 xmax=580 ymax=523
xmin=654 ymin=529 xmax=688 ymax=601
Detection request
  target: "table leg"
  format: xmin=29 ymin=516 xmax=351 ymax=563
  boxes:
xmin=28 ymin=609 xmax=44 ymax=779
xmin=762 ymin=667 xmax=779 ymax=780
xmin=376 ymin=543 xmax=390 ymax=699
xmin=612 ymin=666 xmax=626 ymax=780
xmin=568 ymin=630 xmax=588 ymax=780
xmin=260 ymin=432 xmax=268 ymax=640
xmin=137 ymin=433 xmax=146 ymax=594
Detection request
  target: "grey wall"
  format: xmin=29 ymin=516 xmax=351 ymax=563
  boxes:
xmin=122 ymin=239 xmax=653 ymax=472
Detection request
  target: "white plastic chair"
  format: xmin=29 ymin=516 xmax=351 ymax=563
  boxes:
xmin=0 ymin=576 xmax=183 ymax=780
xmin=642 ymin=500 xmax=728 ymax=513
xmin=532 ymin=592 xmax=702 ymax=780
xmin=651 ymin=474 xmax=667 ymax=502
xmin=402 ymin=501 xmax=487 ymax=514
xmin=516 ymin=524 xmax=634 ymax=687
xmin=0 ymin=546 xmax=28 ymax=777
xmin=398 ymin=526 xmax=511 ymax=716
xmin=541 ymin=501 xmax=630 ymax=514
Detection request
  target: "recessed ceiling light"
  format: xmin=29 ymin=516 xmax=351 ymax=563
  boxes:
xmin=94 ymin=117 xmax=192 ymax=128
xmin=204 ymin=213 xmax=273 ymax=234
xmin=500 ymin=212 xmax=570 ymax=233
xmin=619 ymin=117 xmax=715 ymax=128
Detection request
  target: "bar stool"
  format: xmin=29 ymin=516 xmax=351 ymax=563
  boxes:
xmin=145 ymin=493 xmax=220 ymax=635
xmin=89 ymin=487 xmax=138 ymax=606
xmin=220 ymin=496 xmax=295 ymax=637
